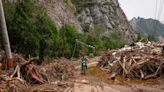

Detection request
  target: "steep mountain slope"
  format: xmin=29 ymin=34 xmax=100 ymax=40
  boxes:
xmin=39 ymin=0 xmax=136 ymax=42
xmin=130 ymin=17 xmax=164 ymax=38
xmin=38 ymin=0 xmax=82 ymax=32
xmin=3 ymin=0 xmax=135 ymax=57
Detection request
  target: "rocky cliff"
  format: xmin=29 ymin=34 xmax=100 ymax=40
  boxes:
xmin=39 ymin=0 xmax=136 ymax=42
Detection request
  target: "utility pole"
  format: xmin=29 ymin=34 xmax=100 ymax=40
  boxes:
xmin=0 ymin=0 xmax=13 ymax=69
xmin=71 ymin=39 xmax=95 ymax=59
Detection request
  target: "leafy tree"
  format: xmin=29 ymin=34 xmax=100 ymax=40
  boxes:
xmin=58 ymin=25 xmax=78 ymax=58
xmin=4 ymin=0 xmax=57 ymax=56
xmin=147 ymin=35 xmax=156 ymax=41
xmin=4 ymin=0 xmax=40 ymax=56
xmin=102 ymin=31 xmax=126 ymax=50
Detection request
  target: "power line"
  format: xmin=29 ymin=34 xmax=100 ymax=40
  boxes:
xmin=160 ymin=0 xmax=164 ymax=19
xmin=154 ymin=0 xmax=161 ymax=37
xmin=154 ymin=0 xmax=164 ymax=39
xmin=157 ymin=0 xmax=164 ymax=20
xmin=154 ymin=0 xmax=158 ymax=20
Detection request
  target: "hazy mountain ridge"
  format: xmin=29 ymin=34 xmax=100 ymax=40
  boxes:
xmin=130 ymin=17 xmax=164 ymax=38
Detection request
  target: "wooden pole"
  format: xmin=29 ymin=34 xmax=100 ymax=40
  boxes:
xmin=0 ymin=0 xmax=13 ymax=69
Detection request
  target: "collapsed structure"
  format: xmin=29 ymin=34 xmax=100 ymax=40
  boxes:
xmin=98 ymin=42 xmax=164 ymax=80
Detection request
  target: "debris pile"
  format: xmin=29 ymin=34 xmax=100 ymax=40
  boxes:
xmin=0 ymin=51 xmax=75 ymax=92
xmin=98 ymin=42 xmax=164 ymax=79
xmin=3 ymin=80 xmax=29 ymax=92
xmin=36 ymin=59 xmax=75 ymax=83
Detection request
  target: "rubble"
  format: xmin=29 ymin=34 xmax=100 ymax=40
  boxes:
xmin=0 ymin=51 xmax=75 ymax=92
xmin=36 ymin=58 xmax=75 ymax=83
xmin=97 ymin=42 xmax=164 ymax=80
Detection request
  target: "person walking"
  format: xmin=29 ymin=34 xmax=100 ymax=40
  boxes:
xmin=81 ymin=55 xmax=88 ymax=75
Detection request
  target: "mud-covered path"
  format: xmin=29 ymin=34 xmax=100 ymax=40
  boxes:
xmin=66 ymin=56 xmax=164 ymax=92
xmin=28 ymin=56 xmax=164 ymax=92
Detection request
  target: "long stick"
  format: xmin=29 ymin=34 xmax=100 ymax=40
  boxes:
xmin=0 ymin=0 xmax=13 ymax=69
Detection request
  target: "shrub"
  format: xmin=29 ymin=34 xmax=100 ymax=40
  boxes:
xmin=4 ymin=0 xmax=57 ymax=56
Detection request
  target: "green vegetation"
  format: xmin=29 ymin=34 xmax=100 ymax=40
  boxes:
xmin=2 ymin=0 xmax=127 ymax=58
xmin=136 ymin=32 xmax=156 ymax=42
xmin=102 ymin=31 xmax=127 ymax=50
xmin=147 ymin=35 xmax=156 ymax=41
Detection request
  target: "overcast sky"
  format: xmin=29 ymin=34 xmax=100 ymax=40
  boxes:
xmin=118 ymin=0 xmax=164 ymax=21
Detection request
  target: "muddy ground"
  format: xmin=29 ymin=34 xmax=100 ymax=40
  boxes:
xmin=28 ymin=57 xmax=164 ymax=92
xmin=0 ymin=56 xmax=164 ymax=92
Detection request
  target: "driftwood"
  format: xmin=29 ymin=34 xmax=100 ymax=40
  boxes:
xmin=20 ymin=57 xmax=39 ymax=66
xmin=98 ymin=42 xmax=164 ymax=80
xmin=0 ymin=52 xmax=74 ymax=92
